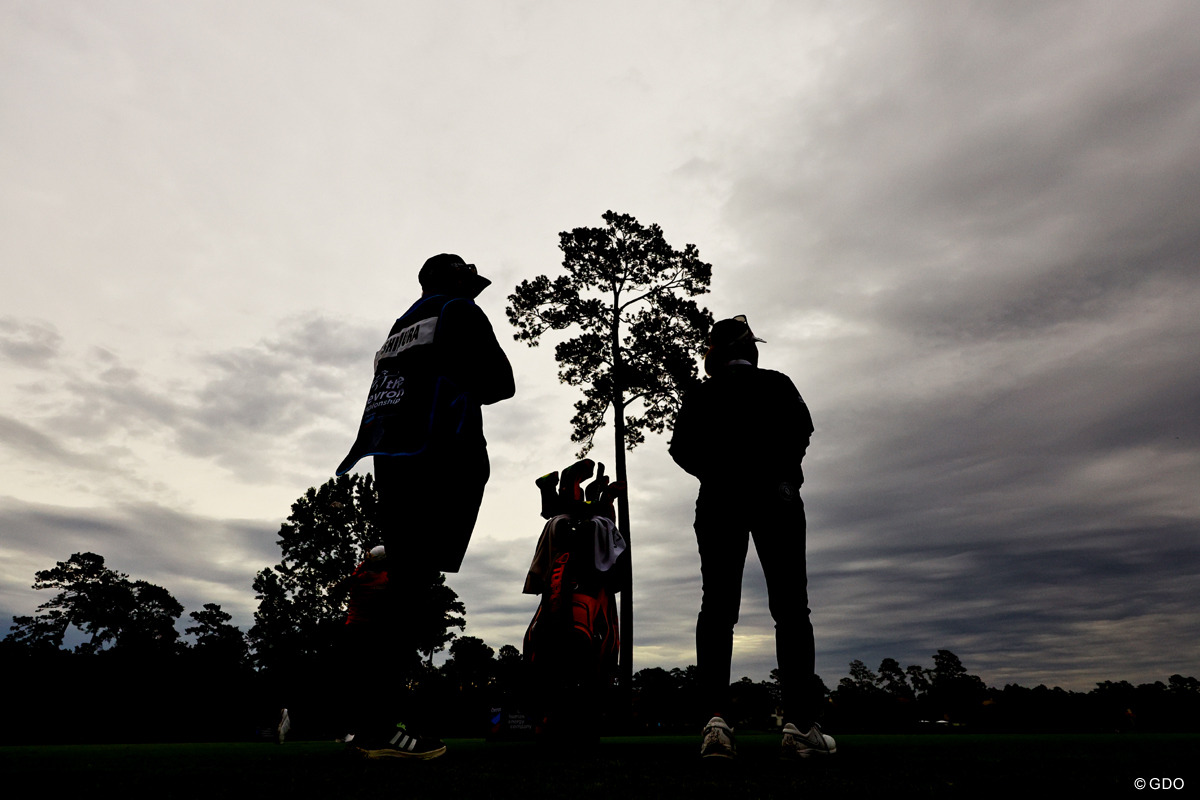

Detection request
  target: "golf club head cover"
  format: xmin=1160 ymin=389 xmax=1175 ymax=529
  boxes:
xmin=585 ymin=463 xmax=609 ymax=502
xmin=536 ymin=471 xmax=560 ymax=520
xmin=558 ymin=459 xmax=595 ymax=506
xmin=595 ymin=480 xmax=627 ymax=522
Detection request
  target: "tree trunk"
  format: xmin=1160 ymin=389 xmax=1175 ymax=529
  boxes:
xmin=611 ymin=299 xmax=634 ymax=706
xmin=613 ymin=392 xmax=633 ymax=695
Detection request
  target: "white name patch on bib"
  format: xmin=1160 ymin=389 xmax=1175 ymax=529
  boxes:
xmin=374 ymin=317 xmax=437 ymax=369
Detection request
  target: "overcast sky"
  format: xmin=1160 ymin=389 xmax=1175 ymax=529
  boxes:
xmin=3 ymin=0 xmax=1198 ymax=692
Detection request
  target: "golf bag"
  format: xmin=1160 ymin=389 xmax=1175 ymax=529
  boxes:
xmin=522 ymin=460 xmax=627 ymax=738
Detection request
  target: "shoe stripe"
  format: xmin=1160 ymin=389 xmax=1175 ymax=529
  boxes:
xmin=381 ymin=729 xmax=431 ymax=754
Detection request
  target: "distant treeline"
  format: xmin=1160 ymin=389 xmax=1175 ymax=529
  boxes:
xmin=631 ymin=653 xmax=1200 ymax=736
xmin=3 ymin=549 xmax=1197 ymax=743
xmin=4 ymin=629 xmax=1198 ymax=743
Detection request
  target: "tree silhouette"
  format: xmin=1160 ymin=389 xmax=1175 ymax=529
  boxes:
xmin=847 ymin=659 xmax=879 ymax=691
xmin=877 ymin=657 xmax=914 ymax=700
xmin=6 ymin=552 xmax=182 ymax=655
xmin=494 ymin=643 xmax=525 ymax=705
xmin=6 ymin=608 xmax=69 ymax=651
xmin=931 ymin=649 xmax=970 ymax=683
xmin=116 ymin=580 xmax=184 ymax=655
xmin=906 ymin=663 xmax=932 ymax=697
xmin=507 ymin=210 xmax=713 ymax=687
xmin=9 ymin=552 xmax=121 ymax=651
xmin=444 ymin=635 xmax=496 ymax=691
xmin=249 ymin=474 xmax=374 ymax=670
xmin=186 ymin=603 xmax=249 ymax=668
xmin=927 ymin=649 xmax=988 ymax=722
xmin=249 ymin=472 xmax=465 ymax=673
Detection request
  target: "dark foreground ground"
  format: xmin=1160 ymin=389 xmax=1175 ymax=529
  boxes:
xmin=2 ymin=733 xmax=1194 ymax=798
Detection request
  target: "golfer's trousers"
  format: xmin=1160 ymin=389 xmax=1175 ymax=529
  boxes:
xmin=693 ymin=479 xmax=820 ymax=727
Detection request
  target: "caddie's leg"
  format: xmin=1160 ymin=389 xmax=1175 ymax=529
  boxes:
xmin=433 ymin=447 xmax=490 ymax=574
xmin=373 ymin=455 xmax=439 ymax=730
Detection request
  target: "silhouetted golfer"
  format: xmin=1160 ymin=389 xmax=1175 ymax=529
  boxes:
xmin=337 ymin=253 xmax=514 ymax=759
xmin=669 ymin=315 xmax=835 ymax=760
xmin=331 ymin=545 xmax=390 ymax=745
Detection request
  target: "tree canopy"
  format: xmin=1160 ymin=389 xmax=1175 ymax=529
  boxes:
xmin=186 ymin=602 xmax=249 ymax=667
xmin=507 ymin=210 xmax=713 ymax=456
xmin=7 ymin=552 xmax=183 ymax=655
xmin=248 ymin=472 xmax=465 ymax=672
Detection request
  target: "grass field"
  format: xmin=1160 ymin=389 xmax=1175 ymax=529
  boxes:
xmin=2 ymin=733 xmax=1194 ymax=798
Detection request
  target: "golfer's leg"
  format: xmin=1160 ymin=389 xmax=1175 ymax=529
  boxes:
xmin=755 ymin=494 xmax=819 ymax=728
xmin=694 ymin=486 xmax=749 ymax=720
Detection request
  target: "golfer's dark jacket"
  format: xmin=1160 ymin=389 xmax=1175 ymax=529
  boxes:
xmin=669 ymin=364 xmax=813 ymax=489
xmin=336 ymin=294 xmax=514 ymax=475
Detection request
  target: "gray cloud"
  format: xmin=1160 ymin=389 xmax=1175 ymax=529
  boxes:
xmin=0 ymin=317 xmax=62 ymax=368
xmin=3 ymin=313 xmax=377 ymax=487
xmin=178 ymin=315 xmax=379 ymax=481
xmin=0 ymin=414 xmax=111 ymax=471
xmin=804 ymin=519 xmax=1200 ymax=685
xmin=720 ymin=3 xmax=1200 ymax=338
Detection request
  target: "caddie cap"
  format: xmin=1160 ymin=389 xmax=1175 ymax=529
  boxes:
xmin=418 ymin=253 xmax=492 ymax=299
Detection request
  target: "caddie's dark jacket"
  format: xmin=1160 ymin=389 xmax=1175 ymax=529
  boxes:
xmin=336 ymin=294 xmax=514 ymax=475
xmin=669 ymin=364 xmax=813 ymax=489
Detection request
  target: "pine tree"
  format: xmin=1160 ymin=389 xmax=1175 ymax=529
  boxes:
xmin=507 ymin=210 xmax=713 ymax=688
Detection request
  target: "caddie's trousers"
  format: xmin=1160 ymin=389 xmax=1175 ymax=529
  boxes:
xmin=369 ymin=448 xmax=488 ymax=730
